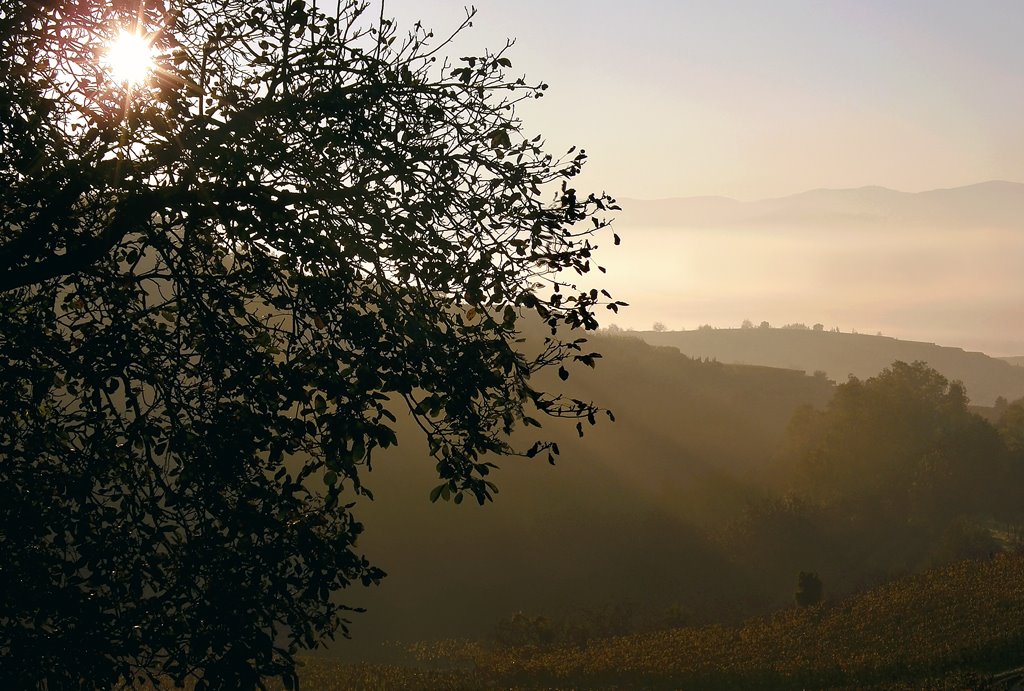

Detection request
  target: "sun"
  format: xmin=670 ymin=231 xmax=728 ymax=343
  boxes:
xmin=104 ymin=30 xmax=156 ymax=86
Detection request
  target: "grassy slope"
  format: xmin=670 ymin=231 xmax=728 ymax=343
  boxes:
xmin=280 ymin=554 xmax=1024 ymax=690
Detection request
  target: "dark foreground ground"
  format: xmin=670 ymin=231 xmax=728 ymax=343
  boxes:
xmin=260 ymin=554 xmax=1024 ymax=690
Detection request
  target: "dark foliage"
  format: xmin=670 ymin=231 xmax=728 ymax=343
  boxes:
xmin=785 ymin=361 xmax=1011 ymax=522
xmin=716 ymin=361 xmax=1024 ymax=607
xmin=0 ymin=0 xmax=618 ymax=687
xmin=794 ymin=571 xmax=822 ymax=607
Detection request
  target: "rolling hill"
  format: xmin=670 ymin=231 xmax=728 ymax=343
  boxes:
xmin=633 ymin=327 xmax=1024 ymax=405
xmin=276 ymin=328 xmax=1023 ymax=663
xmin=327 ymin=332 xmax=834 ymax=658
xmin=277 ymin=554 xmax=1024 ymax=690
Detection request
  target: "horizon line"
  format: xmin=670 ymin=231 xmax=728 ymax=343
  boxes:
xmin=620 ymin=179 xmax=1024 ymax=205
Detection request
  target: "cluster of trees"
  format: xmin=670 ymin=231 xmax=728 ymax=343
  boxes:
xmin=609 ymin=321 xmax=861 ymax=334
xmin=0 ymin=0 xmax=618 ymax=687
xmin=786 ymin=362 xmax=1011 ymax=518
xmin=740 ymin=320 xmax=829 ymax=331
xmin=721 ymin=361 xmax=1024 ymax=600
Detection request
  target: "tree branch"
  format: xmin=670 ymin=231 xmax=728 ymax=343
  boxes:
xmin=0 ymin=195 xmax=148 ymax=293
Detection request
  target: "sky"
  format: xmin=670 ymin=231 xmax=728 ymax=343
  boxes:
xmin=378 ymin=2 xmax=1024 ymax=353
xmin=383 ymin=1 xmax=1024 ymax=201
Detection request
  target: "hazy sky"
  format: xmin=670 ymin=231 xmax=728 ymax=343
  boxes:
xmin=375 ymin=2 xmax=1024 ymax=353
xmin=384 ymin=1 xmax=1024 ymax=200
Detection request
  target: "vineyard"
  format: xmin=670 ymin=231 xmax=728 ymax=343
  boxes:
xmin=268 ymin=554 xmax=1024 ymax=690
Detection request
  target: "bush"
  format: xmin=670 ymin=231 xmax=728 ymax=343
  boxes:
xmin=795 ymin=571 xmax=823 ymax=607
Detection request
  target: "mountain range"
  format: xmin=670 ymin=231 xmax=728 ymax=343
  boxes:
xmin=618 ymin=180 xmax=1024 ymax=229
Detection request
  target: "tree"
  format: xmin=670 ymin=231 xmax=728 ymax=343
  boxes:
xmin=997 ymin=398 xmax=1024 ymax=455
xmin=0 ymin=1 xmax=621 ymax=687
xmin=794 ymin=571 xmax=823 ymax=607
xmin=652 ymin=321 xmax=667 ymax=332
xmin=784 ymin=362 xmax=1007 ymax=522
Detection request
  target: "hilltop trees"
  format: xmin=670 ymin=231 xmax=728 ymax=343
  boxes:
xmin=785 ymin=361 xmax=1007 ymax=522
xmin=0 ymin=0 xmax=619 ymax=686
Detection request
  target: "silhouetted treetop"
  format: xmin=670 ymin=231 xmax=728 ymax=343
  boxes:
xmin=784 ymin=361 xmax=1007 ymax=521
xmin=0 ymin=1 xmax=620 ymax=687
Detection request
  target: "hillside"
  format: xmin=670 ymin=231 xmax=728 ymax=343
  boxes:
xmin=633 ymin=328 xmax=1024 ymax=405
xmin=276 ymin=554 xmax=1024 ymax=690
xmin=273 ymin=329 xmax=1024 ymax=665
xmin=330 ymin=332 xmax=834 ymax=657
xmin=471 ymin=555 xmax=1024 ymax=690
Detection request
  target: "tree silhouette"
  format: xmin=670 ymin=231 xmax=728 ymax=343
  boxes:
xmin=794 ymin=571 xmax=823 ymax=607
xmin=0 ymin=1 xmax=620 ymax=687
xmin=785 ymin=362 xmax=1007 ymax=524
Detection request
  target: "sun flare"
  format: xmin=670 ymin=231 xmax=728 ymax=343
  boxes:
xmin=104 ymin=30 xmax=155 ymax=86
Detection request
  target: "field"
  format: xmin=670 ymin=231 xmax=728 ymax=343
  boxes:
xmin=271 ymin=554 xmax=1024 ymax=690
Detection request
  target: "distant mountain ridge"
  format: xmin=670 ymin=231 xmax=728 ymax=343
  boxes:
xmin=620 ymin=180 xmax=1024 ymax=229
xmin=634 ymin=328 xmax=1024 ymax=406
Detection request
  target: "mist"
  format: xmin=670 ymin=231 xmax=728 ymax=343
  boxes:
xmin=603 ymin=183 xmax=1024 ymax=355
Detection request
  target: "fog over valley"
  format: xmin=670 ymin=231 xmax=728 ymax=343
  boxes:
xmin=603 ymin=181 xmax=1024 ymax=355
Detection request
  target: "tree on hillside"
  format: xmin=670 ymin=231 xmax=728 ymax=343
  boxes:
xmin=995 ymin=400 xmax=1024 ymax=520
xmin=794 ymin=571 xmax=823 ymax=607
xmin=997 ymin=398 xmax=1024 ymax=456
xmin=0 ymin=1 xmax=620 ymax=687
xmin=783 ymin=362 xmax=1007 ymax=523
